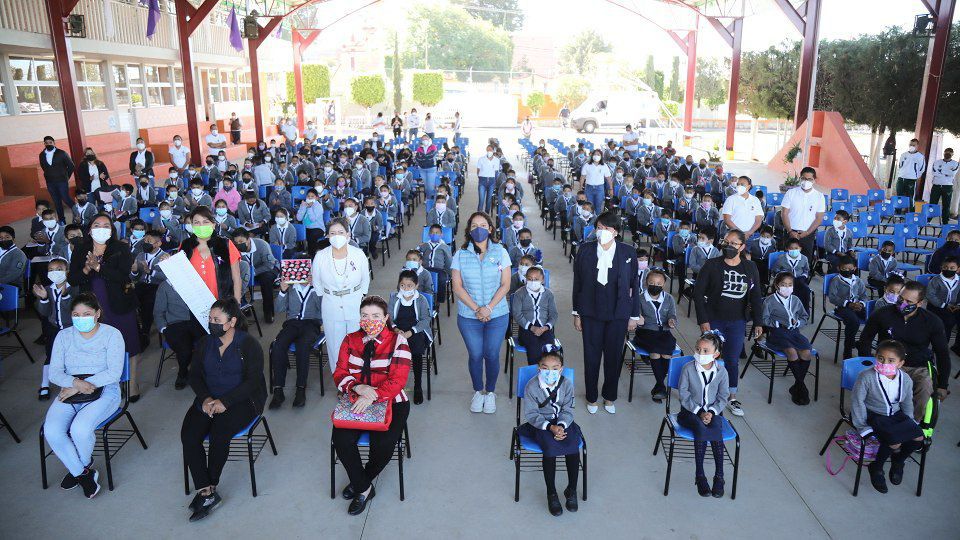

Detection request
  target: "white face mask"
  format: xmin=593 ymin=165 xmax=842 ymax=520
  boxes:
xmin=400 ymin=288 xmax=416 ymax=298
xmin=800 ymin=180 xmax=814 ymax=191
xmin=759 ymin=237 xmax=772 ymax=247
xmin=736 ymin=185 xmax=748 ymax=195
xmin=174 ymin=139 xmax=182 ymax=147
xmin=597 ymin=229 xmax=615 ymax=245
xmin=518 ymin=265 xmax=530 ymax=279
xmin=329 ymin=234 xmax=348 ymax=249
xmin=435 ymin=203 xmax=447 ymax=213
xmin=833 ymin=220 xmax=844 ymax=229
xmin=344 ymin=206 xmax=356 ymax=217
xmin=211 ymin=129 xmax=219 ymax=135
xmin=136 ymin=143 xmax=145 ymax=151
xmin=90 ymin=227 xmax=112 ymax=244
xmin=592 ymin=155 xmax=601 ymax=162
xmin=160 ymin=209 xmax=172 ymax=219
xmin=275 ymin=216 xmax=287 ymax=226
xmin=695 ymin=353 xmax=715 ymax=366
xmin=525 ymin=279 xmax=543 ymax=293
xmin=43 ymin=219 xmax=57 ymax=229
xmin=48 ymin=270 xmax=67 ymax=285
xmin=778 ymin=285 xmax=794 ymax=298
xmin=909 ymin=145 xmax=917 ymax=152
xmin=486 ymin=151 xmax=493 ymax=158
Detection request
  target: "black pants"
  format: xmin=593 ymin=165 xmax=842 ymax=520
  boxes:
xmin=649 ymin=356 xmax=669 ymax=388
xmin=163 ymin=318 xmax=207 ymax=376
xmin=181 ymin=400 xmax=258 ymax=489
xmin=543 ymin=453 xmax=580 ymax=494
xmin=46 ymin=180 xmax=73 ymax=223
xmin=581 ymin=316 xmax=628 ymax=403
xmin=135 ymin=282 xmax=158 ymax=346
xmin=255 ymin=270 xmax=277 ymax=317
xmin=393 ymin=127 xmax=402 ymax=138
xmin=930 ymin=184 xmax=953 ymax=224
xmin=794 ymin=278 xmax=812 ymax=312
xmin=270 ymin=319 xmax=321 ymax=388
xmin=793 ymin=232 xmax=816 ymax=265
xmin=332 ymin=401 xmax=410 ymax=493
xmin=518 ymin=327 xmax=555 ymax=365
xmin=306 ymin=228 xmax=325 ymax=258
xmin=833 ymin=307 xmax=864 ymax=354
xmin=929 ymin=305 xmax=960 ymax=347
xmin=42 ymin=320 xmax=60 ymax=365
xmin=230 ymin=130 xmax=241 ymax=145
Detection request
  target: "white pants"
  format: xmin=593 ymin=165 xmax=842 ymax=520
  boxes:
xmin=322 ymin=292 xmax=362 ymax=373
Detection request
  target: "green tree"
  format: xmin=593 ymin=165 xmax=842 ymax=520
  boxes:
xmin=643 ymin=55 xmax=659 ymax=95
xmin=457 ymin=0 xmax=524 ymax=31
xmin=404 ymin=5 xmax=512 ymax=82
xmin=695 ymin=57 xmax=729 ymax=109
xmin=526 ymin=92 xmax=545 ymax=116
xmin=739 ymin=42 xmax=798 ymax=119
xmin=285 ymin=64 xmax=331 ymax=103
xmin=667 ymin=56 xmax=681 ymax=102
xmin=391 ymin=33 xmax=403 ymax=114
xmin=412 ymin=72 xmax=444 ymax=106
xmin=555 ymin=75 xmax=590 ymax=109
xmin=350 ymin=75 xmax=386 ymax=111
xmin=560 ymin=30 xmax=612 ymax=76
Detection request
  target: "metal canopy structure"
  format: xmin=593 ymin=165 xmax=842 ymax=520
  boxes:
xmin=40 ymin=0 xmax=957 ymax=194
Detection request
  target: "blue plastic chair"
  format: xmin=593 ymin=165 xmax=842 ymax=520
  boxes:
xmin=138 ymin=207 xmax=157 ymax=223
xmin=743 ymin=338 xmax=820 ymax=404
xmin=621 ymin=338 xmax=683 ymax=402
xmin=512 ymin=365 xmax=586 ymax=502
xmin=766 ymin=191 xmax=783 ymax=207
xmin=505 ymin=317 xmax=562 ymax=398
xmin=183 ymin=414 xmax=277 ymax=497
xmin=0 ymin=284 xmax=35 ymax=364
xmin=849 ymin=194 xmax=869 ymax=210
xmin=811 ymin=273 xmax=863 ymax=363
xmin=653 ymin=356 xmax=740 ymax=498
xmin=831 ymin=188 xmax=849 ymax=203
xmin=890 ymin=196 xmax=911 ymax=212
xmin=330 ymin=420 xmax=412 ymax=501
xmin=866 ymin=189 xmax=885 ymax=204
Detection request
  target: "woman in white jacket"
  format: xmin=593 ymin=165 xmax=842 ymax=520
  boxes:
xmin=312 ymin=217 xmax=370 ymax=371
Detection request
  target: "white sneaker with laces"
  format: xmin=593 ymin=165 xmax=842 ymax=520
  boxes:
xmin=604 ymin=403 xmax=616 ymax=414
xmin=470 ymin=391 xmax=484 ymax=413
xmin=586 ymin=403 xmax=599 ymax=414
xmin=483 ymin=392 xmax=497 ymax=413
xmin=727 ymin=399 xmax=744 ymax=417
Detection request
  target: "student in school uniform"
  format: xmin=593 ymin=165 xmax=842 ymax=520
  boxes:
xmin=184 ymin=179 xmax=213 ymax=212
xmin=0 ymin=226 xmax=27 ymax=287
xmin=115 ymin=184 xmax=138 ymax=222
xmin=636 ymin=249 xmax=651 ymax=288
xmin=693 ymin=194 xmax=720 ymax=231
xmin=829 ymin=256 xmax=868 ymax=359
xmin=688 ymin=226 xmax=720 ymax=277
xmin=868 ymin=240 xmax=902 ymax=291
xmin=32 ymin=257 xmax=74 ymax=401
xmin=213 ymin=200 xmax=239 ymax=237
xmin=72 ymin=189 xmax=98 ymax=227
xmin=632 ymin=269 xmax=678 ymax=402
xmin=360 ymin=196 xmax=383 ymax=260
xmin=517 ymin=349 xmax=582 ymax=516
xmin=675 ymin=186 xmax=698 ymax=222
xmin=388 ymin=270 xmax=434 ymax=404
xmin=511 ymin=266 xmax=558 ymax=366
xmin=237 ymin=191 xmax=271 ymax=237
xmin=670 ymin=221 xmax=695 ymax=278
xmin=419 ymin=224 xmax=453 ymax=274
xmin=635 ymin=191 xmax=661 ymax=237
xmin=554 ymin=186 xmax=577 ymax=235
xmin=760 ymin=272 xmax=815 ymax=405
xmin=772 ymin=237 xmax=813 ymax=311
xmin=342 ymin=198 xmax=372 ymax=252
xmin=427 ymin=194 xmax=457 ymax=229
xmin=852 ymin=340 xmax=925 ymax=494
xmin=268 ymin=278 xmax=322 ymax=409
xmin=403 ymin=250 xmax=435 ymax=295
xmin=677 ymin=331 xmax=730 ymax=498
xmin=501 ymin=211 xmax=526 ymax=252
xmin=268 ymin=180 xmax=292 ymax=214
xmin=133 ymin=174 xmax=157 ymax=208
xmin=269 ymin=208 xmax=298 ymax=259
xmin=231 ymin=229 xmax=278 ymax=323
xmin=56 ymin=225 xmax=83 ymax=264
xmin=510 ymin=255 xmax=538 ymax=296
xmin=824 ymin=210 xmax=854 ymax=272
xmin=570 ymin=203 xmax=596 ymax=252
xmin=509 ymin=228 xmax=543 ymax=267
xmin=925 ymin=256 xmax=960 ymax=347
xmin=747 ymin=225 xmax=776 ymax=287
xmin=125 ymin=219 xmax=148 ymax=257
xmin=154 ymin=279 xmax=205 ymax=389
xmin=875 ymin=275 xmax=905 ymax=310
xmin=164 ymin=185 xmax=187 ymax=218
xmin=131 ymin=230 xmax=167 ymax=349
xmin=651 ymin=209 xmax=676 ymax=253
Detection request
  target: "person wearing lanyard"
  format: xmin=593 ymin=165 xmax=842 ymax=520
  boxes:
xmin=131 ymin=230 xmax=168 ymax=350
xmin=451 ymin=212 xmax=512 ymax=414
xmin=33 ymin=257 xmax=74 ymax=401
xmin=632 ymin=269 xmax=678 ymax=402
xmin=269 ymin=278 xmax=323 ymax=409
xmin=780 ymin=166 xmax=826 ymax=261
xmin=312 ymin=218 xmax=371 ymax=373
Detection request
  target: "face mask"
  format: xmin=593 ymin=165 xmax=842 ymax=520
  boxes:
xmin=174 ymin=139 xmax=182 ymax=147
xmin=275 ymin=216 xmax=288 ymax=226
xmin=788 ymin=249 xmax=801 ymax=258
xmin=518 ymin=264 xmax=530 ymax=278
xmin=91 ymin=228 xmax=112 ymax=244
xmin=946 ymin=240 xmax=960 ymax=249
xmin=678 ymin=229 xmax=691 ymax=238
xmin=224 ymin=185 xmax=234 ymax=192
xmin=329 ymin=234 xmax=349 ymax=249
xmin=43 ymin=219 xmax=57 ymax=229
xmin=48 ymin=270 xmax=67 ymax=285
xmin=759 ymin=237 xmax=772 ymax=247
xmin=659 ymin=218 xmax=671 ymax=227
xmin=637 ymin=260 xmax=649 ymax=270
xmin=306 ymin=198 xmax=317 ymax=205
xmin=359 ymin=318 xmax=386 ymax=336
xmin=136 ymin=143 xmax=145 ymax=151
xmin=880 ymin=251 xmax=892 ymax=260
xmin=839 ymin=269 xmax=855 ymax=278
xmin=68 ymin=237 xmax=82 ymax=246
xmin=185 ymin=224 xmax=193 ymax=233
xmin=400 ymin=288 xmax=416 ymax=299
xmin=597 ymin=229 xmax=615 ymax=245
xmin=538 ymin=368 xmax=561 ymax=386
xmin=191 ymin=188 xmax=203 ymax=197
xmin=526 ymin=280 xmax=543 ymax=293
xmin=519 ymin=238 xmax=532 ymax=248
xmin=643 ymin=198 xmax=653 ymax=206
xmin=193 ymin=224 xmax=214 ymax=239
xmin=685 ymin=193 xmax=694 ymax=200
xmin=701 ymin=202 xmax=712 ymax=210
xmin=944 ymin=269 xmax=957 ymax=279
xmin=833 ymin=220 xmax=844 ymax=229
xmin=143 ymin=243 xmax=156 ymax=253
xmin=160 ymin=209 xmax=172 ymax=219
xmin=208 ymin=322 xmax=226 ymax=338
xmin=45 ymin=143 xmax=55 ymax=150
xmin=898 ymin=301 xmax=918 ymax=315
xmin=168 ymin=192 xmax=178 ymax=200
xmin=801 ymin=180 xmax=814 ymax=191
xmin=695 ymin=353 xmax=715 ymax=366
xmin=381 ymin=192 xmax=390 ymax=199
xmin=592 ymin=155 xmax=601 ymax=162
xmin=344 ymin=206 xmax=357 ymax=217
xmin=470 ymin=227 xmax=490 ymax=243
xmin=736 ymin=185 xmax=748 ymax=195
xmin=883 ymin=292 xmax=899 ymax=303
xmin=405 ymin=261 xmax=420 ymax=270
xmin=77 ymin=198 xmax=87 ymax=204
xmin=778 ymin=285 xmax=794 ymax=298
xmin=874 ymin=362 xmax=899 ymax=377
xmin=512 ymin=221 xmax=524 ymax=230
xmin=72 ymin=316 xmax=97 ymax=333
xmin=722 ymin=245 xmax=739 ymax=259
xmin=909 ymin=145 xmax=917 ymax=152
xmin=647 ymin=284 xmax=663 ymax=296
xmin=215 ymin=207 xmax=228 ymax=217
xmin=421 ymin=140 xmax=430 ymax=146
xmin=86 ymin=155 xmax=96 ymax=162
xmin=131 ymin=230 xmax=145 ymax=240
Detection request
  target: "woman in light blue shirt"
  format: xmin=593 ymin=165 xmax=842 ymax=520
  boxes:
xmin=451 ymin=212 xmax=511 ymax=414
xmin=43 ymin=292 xmax=125 ymax=499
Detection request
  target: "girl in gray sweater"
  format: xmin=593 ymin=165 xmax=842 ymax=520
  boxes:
xmin=760 ymin=272 xmax=815 ymax=405
xmin=631 ymin=269 xmax=678 ymax=402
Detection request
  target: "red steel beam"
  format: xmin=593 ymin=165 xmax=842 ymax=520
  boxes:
xmin=793 ymin=0 xmax=821 ymax=130
xmin=293 ymin=29 xmax=321 ymax=133
xmin=248 ymin=16 xmax=283 ymax=143
xmin=724 ymin=18 xmax=743 ymax=157
xmin=175 ymin=0 xmax=221 ymax=164
xmin=45 ymin=0 xmax=85 ymax=182
xmin=682 ymin=20 xmax=698 ymax=142
xmin=915 ymin=0 xmax=957 ymax=201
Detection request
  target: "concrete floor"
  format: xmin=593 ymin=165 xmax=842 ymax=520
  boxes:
xmin=0 ymin=129 xmax=957 ymax=539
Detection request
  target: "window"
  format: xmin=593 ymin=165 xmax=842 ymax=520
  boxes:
xmin=127 ymin=64 xmax=145 ymax=107
xmin=144 ymin=64 xmax=173 ymax=106
xmin=205 ymin=68 xmax=221 ymax=103
xmin=0 ymin=84 xmax=7 ymax=115
xmin=219 ymin=69 xmax=237 ymax=102
xmin=74 ymin=60 xmax=107 ymax=110
xmin=172 ymin=67 xmax=185 ymax=104
xmin=238 ymin=70 xmax=252 ymax=101
xmin=9 ymin=56 xmax=61 ymax=113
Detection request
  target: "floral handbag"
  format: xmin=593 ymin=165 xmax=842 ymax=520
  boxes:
xmin=331 ymin=392 xmax=392 ymax=431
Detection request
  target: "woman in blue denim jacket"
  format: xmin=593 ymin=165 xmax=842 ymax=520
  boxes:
xmin=43 ymin=292 xmax=125 ymax=499
xmin=452 ymin=212 xmax=512 ymax=415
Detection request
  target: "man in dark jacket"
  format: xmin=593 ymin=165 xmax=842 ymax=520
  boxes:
xmin=38 ymin=136 xmax=75 ymax=223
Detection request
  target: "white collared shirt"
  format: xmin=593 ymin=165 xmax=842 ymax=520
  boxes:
xmin=596 ymin=241 xmax=616 ymax=286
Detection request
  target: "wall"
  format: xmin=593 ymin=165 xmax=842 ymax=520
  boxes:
xmin=0 ymin=109 xmax=118 ymax=145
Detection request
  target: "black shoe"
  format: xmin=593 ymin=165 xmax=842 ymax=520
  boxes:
xmin=38 ymin=387 xmax=51 ymax=401
xmin=269 ymin=388 xmax=285 ymax=410
xmin=889 ymin=460 xmax=905 ymax=486
xmin=341 ymin=484 xmax=355 ymax=500
xmin=547 ymin=492 xmax=563 ymax=516
xmin=265 ymin=313 xmax=274 ymax=324
xmin=175 ymin=375 xmax=188 ymax=390
xmin=868 ymin=463 xmax=888 ymax=493
xmin=348 ymin=486 xmax=376 ymax=515
xmin=651 ymin=384 xmax=667 ymax=403
xmin=711 ymin=476 xmax=725 ymax=498
xmin=129 ymin=394 xmax=141 ymax=404
xmin=77 ymin=468 xmax=101 ymax=499
xmin=797 ymin=382 xmax=810 ymax=405
xmin=188 ymin=492 xmax=204 ymax=512
xmin=696 ymin=476 xmax=711 ymax=497
xmin=292 ymin=387 xmax=306 ymax=408
xmin=189 ymin=491 xmax=222 ymax=522
xmin=413 ymin=386 xmax=424 ymax=405
xmin=563 ymin=487 xmax=578 ymax=512
xmin=789 ymin=383 xmax=804 ymax=405
xmin=842 ymin=349 xmax=854 ymax=361
xmin=60 ymin=472 xmax=80 ymax=490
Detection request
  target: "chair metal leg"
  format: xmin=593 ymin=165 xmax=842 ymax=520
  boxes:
xmin=767 ymin=357 xmax=776 ymax=404
xmin=581 ymin=441 xmax=588 ymax=501
xmin=404 ymin=425 xmax=412 ymax=459
xmin=0 ymin=410 xmax=20 ymax=443
xmin=183 ymin=450 xmax=191 ymax=494
xmin=513 ymin=447 xmax=521 ymax=502
xmin=102 ymin=428 xmax=114 ymax=491
xmin=813 ymin=353 xmax=820 ymax=401
xmin=39 ymin=427 xmax=48 ymax=489
xmin=852 ymin=444 xmax=867 ymax=496
xmin=819 ymin=419 xmax=846 ymax=455
xmin=247 ymin=436 xmax=258 ymax=497
xmin=154 ymin=349 xmax=166 ymax=387
xmin=330 ymin=439 xmax=336 ymax=499
xmin=13 ymin=330 xmax=35 ymax=363
xmin=731 ymin=438 xmax=741 ymax=500
xmin=126 ymin=412 xmax=148 ymax=449
xmin=653 ymin=418 xmax=667 ymax=455
xmin=663 ymin=437 xmax=675 ymax=496
xmin=262 ymin=417 xmax=278 ymax=455
xmin=916 ymin=441 xmax=928 ymax=497
xmin=397 ymin=438 xmax=405 ymax=501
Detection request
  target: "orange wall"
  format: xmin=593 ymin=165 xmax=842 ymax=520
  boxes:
xmin=517 ymin=94 xmax=561 ymax=123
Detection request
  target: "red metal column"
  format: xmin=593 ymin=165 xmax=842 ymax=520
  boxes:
xmin=774 ymin=0 xmax=821 ymax=130
xmin=725 ymin=19 xmax=742 ymax=159
xmin=293 ymin=30 xmax=320 ymax=133
xmin=45 ymin=0 xmax=84 ymax=177
xmin=915 ymin=0 xmax=957 ymax=200
xmin=174 ymin=0 xmax=220 ymax=163
xmin=248 ymin=17 xmax=283 ymax=143
xmin=682 ymin=22 xmax=698 ymax=144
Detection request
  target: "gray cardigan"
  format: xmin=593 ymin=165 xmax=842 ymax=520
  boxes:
xmin=925 ymin=274 xmax=960 ymax=308
xmin=828 ymin=275 xmax=868 ymax=307
xmin=346 ymin=215 xmax=372 ymax=248
xmin=678 ymin=360 xmax=730 ymax=415
xmin=154 ymin=280 xmax=191 ymax=331
xmin=868 ymin=254 xmax=900 ymax=283
xmin=851 ymin=368 xmax=915 ymax=435
xmin=0 ymin=246 xmax=27 ymax=286
xmin=243 ymin=238 xmax=277 ymax=277
xmin=522 ymin=375 xmax=575 ymax=430
xmin=636 ymin=291 xmax=678 ymax=331
xmin=387 ymin=292 xmax=433 ymax=341
xmin=824 ymin=226 xmax=853 ymax=255
xmin=237 ymin=199 xmax=271 ymax=226
xmin=269 ymin=224 xmax=298 ymax=251
xmin=419 ymin=241 xmax=452 ymax=274
xmin=688 ymin=244 xmax=720 ymax=274
xmin=760 ymin=293 xmax=808 ymax=329
xmin=772 ymin=252 xmax=810 ymax=281
xmin=510 ymin=287 xmax=558 ymax=330
xmin=277 ymin=284 xmax=323 ymax=321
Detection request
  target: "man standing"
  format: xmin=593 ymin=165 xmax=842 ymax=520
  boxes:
xmin=204 ymin=123 xmax=227 ymax=157
xmin=720 ymin=176 xmax=764 ymax=237
xmin=572 ymin=212 xmax=640 ymax=415
xmin=622 ymin=124 xmax=639 ymax=158
xmin=476 ymin=144 xmax=500 ymax=213
xmin=169 ymin=135 xmax=190 ymax=174
xmin=896 ymin=137 xmax=926 ymax=207
xmin=559 ymin=103 xmax=570 ymax=130
xmin=229 ymin=112 xmax=242 ymax=145
xmin=407 ymin=108 xmax=420 ymax=139
xmin=780 ymin=166 xmax=826 ymax=260
xmin=280 ymin=118 xmax=299 ymax=155
xmin=930 ymin=148 xmax=958 ymax=225
xmin=38 ymin=136 xmax=75 ymax=224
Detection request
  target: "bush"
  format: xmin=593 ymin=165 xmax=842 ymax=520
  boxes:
xmin=286 ymin=64 xmax=331 ymax=103
xmin=556 ymin=75 xmax=590 ymax=109
xmin=412 ymin=72 xmax=444 ymax=106
xmin=526 ymin=92 xmax=546 ymax=116
xmin=663 ymin=99 xmax=680 ymax=118
xmin=351 ymin=75 xmax=386 ymax=109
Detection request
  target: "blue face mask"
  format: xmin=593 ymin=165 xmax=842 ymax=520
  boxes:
xmin=73 ymin=316 xmax=96 ymax=333
xmin=678 ymin=229 xmax=691 ymax=238
xmin=660 ymin=218 xmax=671 ymax=227
xmin=405 ymin=261 xmax=420 ymax=270
xmin=216 ymin=207 xmax=228 ymax=216
xmin=788 ymin=249 xmax=801 ymax=258
xmin=429 ymin=233 xmax=442 ymax=243
xmin=643 ymin=198 xmax=653 ymax=206
xmin=470 ymin=227 xmax=490 ymax=243
xmin=131 ymin=230 xmax=145 ymax=240
xmin=539 ymin=368 xmax=561 ymax=386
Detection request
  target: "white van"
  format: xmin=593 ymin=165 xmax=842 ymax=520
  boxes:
xmin=570 ymin=91 xmax=661 ymax=133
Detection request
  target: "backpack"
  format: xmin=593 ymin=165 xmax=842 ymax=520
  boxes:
xmin=824 ymin=429 xmax=879 ymax=475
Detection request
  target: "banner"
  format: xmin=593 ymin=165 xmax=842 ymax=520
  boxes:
xmin=157 ymin=251 xmax=216 ymax=332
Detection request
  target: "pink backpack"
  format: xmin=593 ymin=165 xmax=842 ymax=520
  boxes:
xmin=825 ymin=429 xmax=879 ymax=475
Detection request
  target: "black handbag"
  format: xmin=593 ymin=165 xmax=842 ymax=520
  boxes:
xmin=62 ymin=374 xmax=104 ymax=404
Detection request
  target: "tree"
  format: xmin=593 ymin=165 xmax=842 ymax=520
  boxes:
xmin=667 ymin=56 xmax=681 ymax=102
xmin=643 ymin=55 xmax=659 ymax=94
xmin=286 ymin=64 xmax=331 ymax=103
xmin=556 ymin=75 xmax=590 ymax=109
xmin=526 ymin=92 xmax=546 ymax=116
xmin=560 ymin=30 xmax=612 ymax=76
xmin=695 ymin=57 xmax=729 ymax=109
xmin=391 ymin=33 xmax=403 ymax=114
xmin=739 ymin=42 xmax=798 ymax=119
xmin=457 ymin=0 xmax=524 ymax=32
xmin=350 ymin=75 xmax=386 ymax=112
xmin=412 ymin=72 xmax=444 ymax=106
xmin=404 ymin=4 xmax=512 ymax=82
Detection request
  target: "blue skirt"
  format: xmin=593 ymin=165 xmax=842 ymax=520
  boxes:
xmin=677 ymin=407 xmax=724 ymax=442
xmin=518 ymin=422 xmax=582 ymax=458
xmin=866 ymin=411 xmax=923 ymax=446
xmin=766 ymin=327 xmax=812 ymax=352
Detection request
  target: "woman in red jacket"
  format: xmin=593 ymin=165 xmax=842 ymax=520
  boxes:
xmin=332 ymin=295 xmax=411 ymax=515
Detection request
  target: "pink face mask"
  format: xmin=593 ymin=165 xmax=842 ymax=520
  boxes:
xmin=874 ymin=362 xmax=898 ymax=377
xmin=638 ymin=260 xmax=649 ymax=271
xmin=700 ymin=202 xmax=711 ymax=210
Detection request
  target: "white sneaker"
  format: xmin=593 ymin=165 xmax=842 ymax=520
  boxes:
xmin=604 ymin=403 xmax=616 ymax=414
xmin=727 ymin=399 xmax=744 ymax=417
xmin=470 ymin=391 xmax=484 ymax=413
xmin=483 ymin=392 xmax=497 ymax=414
xmin=586 ymin=403 xmax=599 ymax=414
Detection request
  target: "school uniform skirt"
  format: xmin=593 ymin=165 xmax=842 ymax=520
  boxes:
xmin=677 ymin=407 xmax=724 ymax=442
xmin=866 ymin=411 xmax=923 ymax=446
xmin=766 ymin=327 xmax=812 ymax=351
xmin=633 ymin=328 xmax=677 ymax=356
xmin=517 ymin=422 xmax=583 ymax=458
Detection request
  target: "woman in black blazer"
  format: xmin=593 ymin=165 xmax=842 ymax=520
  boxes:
xmin=67 ymin=212 xmax=143 ymax=399
xmin=129 ymin=137 xmax=155 ymax=177
xmin=79 ymin=147 xmax=110 ymax=193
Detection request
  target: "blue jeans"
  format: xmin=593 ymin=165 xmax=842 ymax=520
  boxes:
xmin=422 ymin=167 xmax=438 ymax=198
xmin=43 ymin=385 xmax=121 ymax=476
xmin=458 ymin=314 xmax=509 ymax=392
xmin=709 ymin=319 xmax=746 ymax=393
xmin=478 ymin=176 xmax=495 ymax=213
xmin=46 ymin=180 xmax=73 ymax=223
xmin=585 ymin=184 xmax=605 ymax=213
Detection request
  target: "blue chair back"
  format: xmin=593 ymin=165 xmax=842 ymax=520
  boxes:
xmin=583 ymin=225 xmax=594 ymax=239
xmin=866 ymin=189 xmax=885 ymax=203
xmin=831 ymin=188 xmax=849 ymax=202
xmin=831 ymin=201 xmax=852 ymax=214
xmin=841 ymin=357 xmax=875 ymax=390
xmin=292 ymin=186 xmax=311 ymax=201
xmin=865 ymin=299 xmax=877 ymax=319
xmin=915 ymin=273 xmax=936 ymax=287
xmin=516 ymin=366 xmax=574 ymax=399
xmin=269 ymin=243 xmax=283 ymax=263
xmin=768 ymin=250 xmax=784 ymax=271
xmin=850 ymin=194 xmax=868 ymax=209
xmin=860 ymin=211 xmax=879 ymax=228
xmin=903 ymin=212 xmax=927 ymax=227
xmin=856 ymin=249 xmax=878 ymax=272
xmin=120 ymin=353 xmax=131 ymax=384
xmin=846 ymin=221 xmax=867 ymax=239
xmin=543 ymin=268 xmax=551 ymax=287
xmin=890 ymin=196 xmax=911 ymax=210
xmin=666 ymin=356 xmax=695 ymax=389
xmin=767 ymin=191 xmax=783 ymax=206
xmin=822 ymin=273 xmax=837 ymax=296
xmin=293 ymin=223 xmax=306 ymax=242
xmin=421 ymin=292 xmax=434 ymax=311
xmin=0 ymin=284 xmax=19 ymax=312
xmin=139 ymin=207 xmax=157 ymax=223
xmin=922 ymin=203 xmax=942 ymax=218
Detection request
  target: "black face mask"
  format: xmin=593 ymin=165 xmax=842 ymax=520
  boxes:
xmin=208 ymin=323 xmax=226 ymax=338
xmin=519 ymin=239 xmax=532 ymax=248
xmin=946 ymin=240 xmax=960 ymax=249
xmin=839 ymin=269 xmax=855 ymax=278
xmin=722 ymin=245 xmax=739 ymax=260
xmin=86 ymin=155 xmax=96 ymax=161
xmin=647 ymin=285 xmax=663 ymax=296
xmin=45 ymin=144 xmax=54 ymax=150
xmin=898 ymin=302 xmax=918 ymax=316
xmin=880 ymin=251 xmax=892 ymax=260
xmin=365 ymin=206 xmax=376 ymax=212
xmin=139 ymin=181 xmax=148 ymax=187
xmin=0 ymin=240 xmax=12 ymax=250
xmin=206 ymin=161 xmax=214 ymax=166
xmin=143 ymin=243 xmax=156 ymax=253
xmin=76 ymin=197 xmax=87 ymax=204
xmin=236 ymin=242 xmax=249 ymax=252
xmin=69 ymin=237 xmax=83 ymax=246
xmin=944 ymin=269 xmax=957 ymax=278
